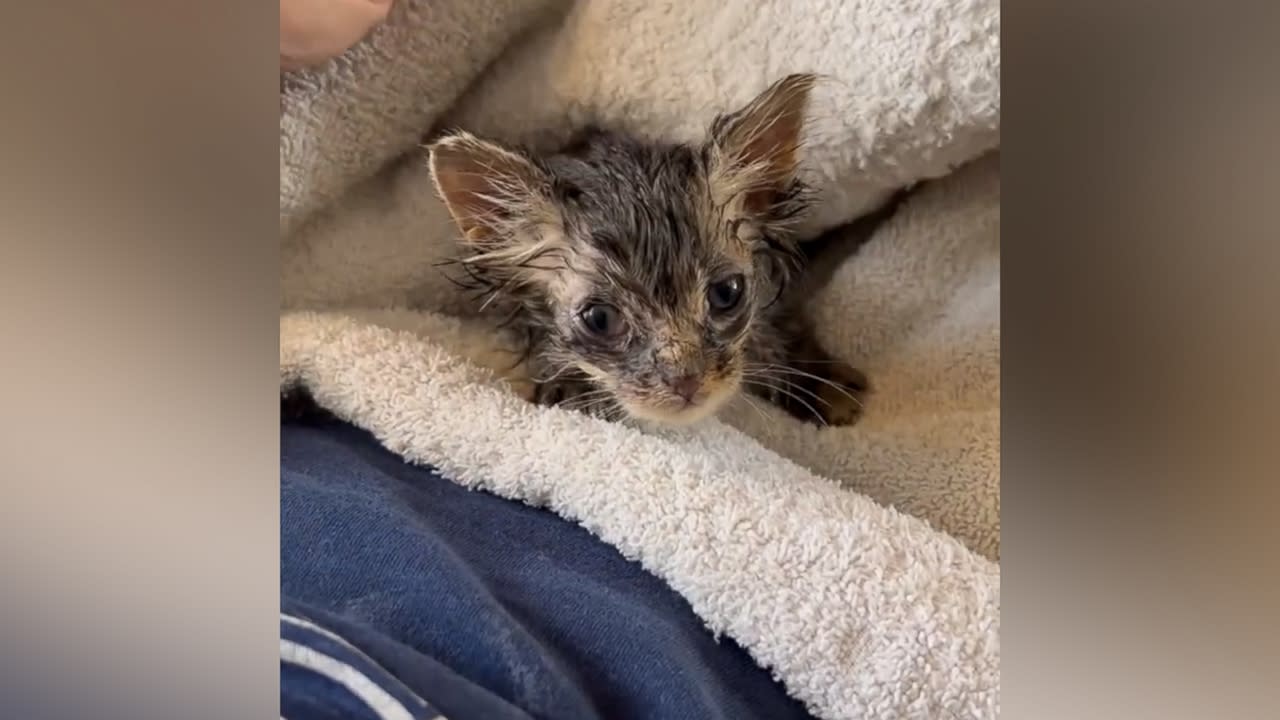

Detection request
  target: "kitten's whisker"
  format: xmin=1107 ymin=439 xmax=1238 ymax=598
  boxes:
xmin=745 ymin=359 xmax=848 ymax=365
xmin=478 ymin=276 xmax=518 ymax=311
xmin=744 ymin=381 xmax=827 ymax=427
xmin=746 ymin=364 xmax=864 ymax=408
xmin=561 ymin=399 xmax=610 ymax=413
xmin=530 ymin=367 xmax=574 ymax=384
xmin=561 ymin=387 xmax=611 ymax=397
xmin=558 ymin=390 xmax=614 ymax=408
xmin=557 ymin=397 xmax=599 ymax=412
xmin=742 ymin=371 xmax=831 ymax=408
xmin=741 ymin=380 xmax=828 ymax=427
xmin=558 ymin=390 xmax=623 ymax=421
xmin=739 ymin=393 xmax=772 ymax=425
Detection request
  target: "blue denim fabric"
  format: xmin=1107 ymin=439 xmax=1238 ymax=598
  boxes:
xmin=281 ymin=419 xmax=816 ymax=720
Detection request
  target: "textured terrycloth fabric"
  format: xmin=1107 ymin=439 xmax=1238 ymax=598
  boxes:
xmin=280 ymin=2 xmax=1000 ymax=718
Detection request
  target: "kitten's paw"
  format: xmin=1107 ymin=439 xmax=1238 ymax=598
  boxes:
xmin=281 ymin=386 xmax=334 ymax=424
xmin=503 ymin=375 xmax=539 ymax=403
xmin=533 ymin=378 xmax=597 ymax=410
xmin=815 ymin=364 xmax=869 ymax=426
xmin=534 ymin=380 xmax=569 ymax=406
xmin=767 ymin=361 xmax=868 ymax=427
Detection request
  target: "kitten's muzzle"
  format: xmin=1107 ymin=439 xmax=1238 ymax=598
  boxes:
xmin=665 ymin=374 xmax=702 ymax=403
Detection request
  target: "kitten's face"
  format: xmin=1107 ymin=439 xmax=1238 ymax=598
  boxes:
xmin=430 ymin=74 xmax=815 ymax=424
xmin=530 ymin=139 xmax=777 ymax=423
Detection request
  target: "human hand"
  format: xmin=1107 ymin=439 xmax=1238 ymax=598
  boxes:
xmin=281 ymin=0 xmax=395 ymax=72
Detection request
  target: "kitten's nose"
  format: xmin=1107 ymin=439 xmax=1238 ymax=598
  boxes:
xmin=668 ymin=374 xmax=702 ymax=402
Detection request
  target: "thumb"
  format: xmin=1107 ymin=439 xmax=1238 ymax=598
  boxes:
xmin=280 ymin=0 xmax=395 ymax=71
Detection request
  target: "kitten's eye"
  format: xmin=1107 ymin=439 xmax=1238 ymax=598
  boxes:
xmin=707 ymin=274 xmax=746 ymax=312
xmin=579 ymin=304 xmax=626 ymax=338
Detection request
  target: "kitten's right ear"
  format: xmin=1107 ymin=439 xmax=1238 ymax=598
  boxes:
xmin=428 ymin=132 xmax=550 ymax=244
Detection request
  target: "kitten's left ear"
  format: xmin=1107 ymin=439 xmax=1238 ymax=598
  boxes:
xmin=707 ymin=73 xmax=817 ymax=215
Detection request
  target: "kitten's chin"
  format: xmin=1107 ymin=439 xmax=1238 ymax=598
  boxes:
xmin=620 ymin=386 xmax=737 ymax=426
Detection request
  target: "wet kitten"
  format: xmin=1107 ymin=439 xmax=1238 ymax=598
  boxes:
xmin=428 ymin=73 xmax=868 ymax=426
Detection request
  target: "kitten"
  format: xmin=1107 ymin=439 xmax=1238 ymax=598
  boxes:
xmin=428 ymin=74 xmax=871 ymax=427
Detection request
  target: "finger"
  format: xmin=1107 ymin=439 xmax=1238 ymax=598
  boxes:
xmin=280 ymin=0 xmax=395 ymax=70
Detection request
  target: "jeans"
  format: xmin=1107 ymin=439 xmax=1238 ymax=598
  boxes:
xmin=281 ymin=419 xmax=815 ymax=720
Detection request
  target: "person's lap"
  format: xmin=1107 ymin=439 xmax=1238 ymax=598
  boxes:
xmin=281 ymin=418 xmax=816 ymax=720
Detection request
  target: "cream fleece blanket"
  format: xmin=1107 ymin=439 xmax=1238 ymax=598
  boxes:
xmin=281 ymin=2 xmax=1000 ymax=719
